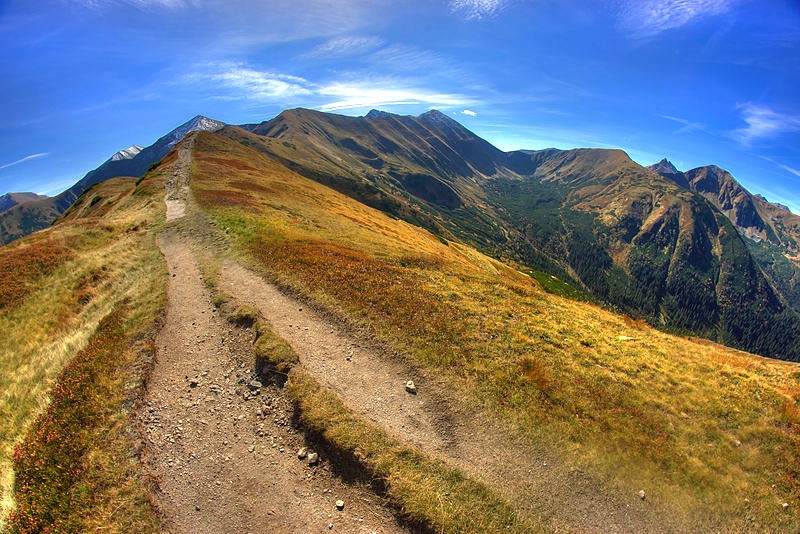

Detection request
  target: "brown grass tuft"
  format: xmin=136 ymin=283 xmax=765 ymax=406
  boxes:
xmin=520 ymin=357 xmax=554 ymax=395
xmin=0 ymin=242 xmax=74 ymax=310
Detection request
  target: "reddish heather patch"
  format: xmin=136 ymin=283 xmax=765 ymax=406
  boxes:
xmin=201 ymin=155 xmax=259 ymax=173
xmin=193 ymin=189 xmax=258 ymax=209
xmin=8 ymin=310 xmax=131 ymax=532
xmin=0 ymin=242 xmax=75 ymax=310
xmin=228 ymin=180 xmax=274 ymax=195
xmin=249 ymin=238 xmax=473 ymax=362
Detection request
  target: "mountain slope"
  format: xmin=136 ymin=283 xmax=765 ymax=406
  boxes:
xmin=1 ymin=168 xmax=168 ymax=529
xmin=0 ymin=116 xmax=224 ymax=245
xmin=4 ymin=126 xmax=799 ymax=531
xmin=189 ymin=129 xmax=800 ymax=531
xmin=226 ymin=108 xmax=800 ymax=361
xmin=231 ymin=108 xmax=513 ymax=247
xmin=0 ymin=192 xmax=48 ymax=213
xmin=650 ymin=160 xmax=800 ymax=314
xmin=492 ymin=147 xmax=800 ymax=359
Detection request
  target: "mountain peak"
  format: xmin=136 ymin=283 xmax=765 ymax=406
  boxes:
xmin=365 ymin=109 xmax=393 ymax=119
xmin=418 ymin=109 xmax=451 ymax=122
xmin=649 ymin=158 xmax=680 ymax=175
xmin=0 ymin=192 xmax=48 ymax=213
xmin=163 ymin=115 xmax=226 ymax=150
xmin=110 ymin=144 xmax=143 ymax=162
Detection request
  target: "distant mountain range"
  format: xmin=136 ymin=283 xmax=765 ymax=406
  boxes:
xmin=0 ymin=192 xmax=49 ymax=213
xmin=3 ymin=108 xmax=799 ymax=360
xmin=230 ymin=108 xmax=800 ymax=360
xmin=0 ymin=115 xmax=224 ymax=245
xmin=648 ymin=158 xmax=800 ymax=318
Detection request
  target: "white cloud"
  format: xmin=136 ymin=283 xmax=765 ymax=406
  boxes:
xmin=449 ymin=0 xmax=505 ymax=20
xmin=778 ymin=163 xmax=800 ymax=178
xmin=304 ymin=36 xmax=383 ymax=58
xmin=317 ymin=82 xmax=472 ymax=111
xmin=658 ymin=114 xmax=705 ymax=133
xmin=0 ymin=153 xmax=48 ymax=170
xmin=461 ymin=109 xmax=477 ymax=117
xmin=191 ymin=64 xmax=473 ymax=113
xmin=760 ymin=156 xmax=800 ymax=178
xmin=191 ymin=65 xmax=314 ymax=100
xmin=732 ymin=103 xmax=800 ymax=146
xmin=69 ymin=1 xmax=384 ymax=48
xmin=619 ymin=0 xmax=736 ymax=37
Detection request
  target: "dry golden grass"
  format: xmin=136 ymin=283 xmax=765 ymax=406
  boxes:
xmin=0 ymin=169 xmax=168 ymax=529
xmin=191 ymin=131 xmax=800 ymax=531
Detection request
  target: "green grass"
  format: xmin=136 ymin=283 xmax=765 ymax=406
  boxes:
xmin=528 ymin=270 xmax=592 ymax=301
xmin=189 ymin=130 xmax=800 ymax=531
xmin=253 ymin=319 xmax=298 ymax=375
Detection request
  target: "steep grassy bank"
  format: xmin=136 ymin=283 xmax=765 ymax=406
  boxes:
xmin=191 ymin=131 xmax=800 ymax=531
xmin=1 ymin=168 xmax=169 ymax=529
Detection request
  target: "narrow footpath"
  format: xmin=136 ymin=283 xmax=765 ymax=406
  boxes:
xmin=141 ymin=139 xmax=407 ymax=533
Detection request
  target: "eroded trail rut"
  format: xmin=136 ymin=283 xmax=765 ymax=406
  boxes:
xmin=221 ymin=264 xmax=678 ymax=534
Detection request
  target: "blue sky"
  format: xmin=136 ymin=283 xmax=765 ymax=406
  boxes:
xmin=1 ymin=0 xmax=799 ymax=212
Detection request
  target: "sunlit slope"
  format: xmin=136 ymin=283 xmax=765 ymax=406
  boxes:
xmin=0 ymin=168 xmax=168 ymax=529
xmin=191 ymin=131 xmax=800 ymax=531
xmin=225 ymin=109 xmax=513 ymax=251
xmin=224 ymin=108 xmax=800 ymax=361
xmin=491 ymin=148 xmax=800 ymax=360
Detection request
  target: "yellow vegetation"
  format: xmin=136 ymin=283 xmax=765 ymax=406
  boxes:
xmin=0 ymin=173 xmax=167 ymax=527
xmin=191 ymin=131 xmax=800 ymax=531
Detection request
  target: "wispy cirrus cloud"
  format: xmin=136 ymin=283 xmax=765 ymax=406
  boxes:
xmin=658 ymin=114 xmax=707 ymax=133
xmin=732 ymin=103 xmax=800 ymax=146
xmin=317 ymin=82 xmax=472 ymax=111
xmin=760 ymin=155 xmax=800 ymax=179
xmin=189 ymin=64 xmax=314 ymax=100
xmin=191 ymin=63 xmax=474 ymax=112
xmin=449 ymin=0 xmax=506 ymax=20
xmin=777 ymin=163 xmax=800 ymax=178
xmin=304 ymin=36 xmax=384 ymax=58
xmin=0 ymin=153 xmax=48 ymax=170
xmin=69 ymin=0 xmax=194 ymax=9
xmin=618 ymin=0 xmax=737 ymax=37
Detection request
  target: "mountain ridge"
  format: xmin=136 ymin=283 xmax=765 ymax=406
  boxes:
xmin=227 ymin=107 xmax=800 ymax=360
xmin=649 ymin=158 xmax=800 ymax=315
xmin=3 ymin=107 xmax=799 ymax=359
xmin=0 ymin=192 xmax=49 ymax=213
xmin=4 ymin=125 xmax=800 ymax=532
xmin=0 ymin=115 xmax=225 ymax=245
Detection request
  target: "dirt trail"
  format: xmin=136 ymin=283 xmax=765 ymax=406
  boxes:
xmin=220 ymin=264 xmax=687 ymax=534
xmin=141 ymin=138 xmax=407 ymax=533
